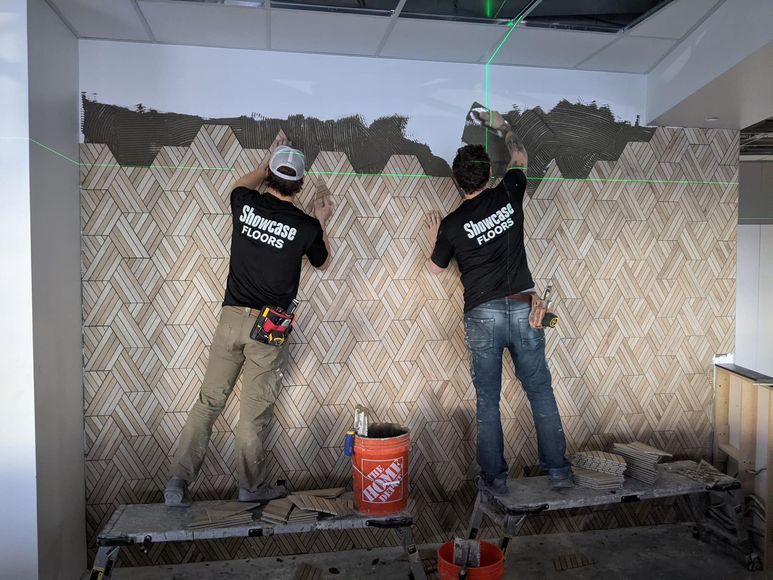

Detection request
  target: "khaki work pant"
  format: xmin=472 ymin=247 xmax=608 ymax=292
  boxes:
xmin=170 ymin=306 xmax=288 ymax=491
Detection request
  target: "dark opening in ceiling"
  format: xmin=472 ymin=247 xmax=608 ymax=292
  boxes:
xmin=741 ymin=118 xmax=773 ymax=156
xmin=271 ymin=1 xmax=399 ymax=16
xmin=183 ymin=0 xmax=675 ymax=31
xmin=403 ymin=0 xmax=674 ymax=32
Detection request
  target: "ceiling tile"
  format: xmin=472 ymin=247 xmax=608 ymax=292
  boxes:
xmin=270 ymin=9 xmax=390 ymax=56
xmin=629 ymin=0 xmax=719 ymax=39
xmin=380 ymin=19 xmax=503 ymax=63
xmin=491 ymin=27 xmax=616 ymax=68
xmin=50 ymin=0 xmax=151 ymax=40
xmin=138 ymin=1 xmax=267 ymax=49
xmin=579 ymin=36 xmax=676 ymax=74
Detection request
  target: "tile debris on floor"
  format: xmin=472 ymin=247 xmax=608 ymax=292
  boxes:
xmin=108 ymin=524 xmax=760 ymax=580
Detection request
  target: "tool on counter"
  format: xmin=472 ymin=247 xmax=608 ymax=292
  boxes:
xmin=250 ymin=298 xmax=299 ymax=346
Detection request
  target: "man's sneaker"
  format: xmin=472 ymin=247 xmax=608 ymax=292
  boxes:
xmin=164 ymin=477 xmax=192 ymax=507
xmin=548 ymin=473 xmax=575 ymax=490
xmin=476 ymin=475 xmax=508 ymax=498
xmin=238 ymin=482 xmax=289 ymax=503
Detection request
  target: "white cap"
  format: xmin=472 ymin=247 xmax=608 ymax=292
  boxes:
xmin=269 ymin=146 xmax=305 ymax=181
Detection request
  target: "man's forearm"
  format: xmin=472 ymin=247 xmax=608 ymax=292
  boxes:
xmin=318 ymin=226 xmax=333 ymax=271
xmin=233 ymin=157 xmax=270 ymax=191
xmin=502 ymin=125 xmax=528 ymax=170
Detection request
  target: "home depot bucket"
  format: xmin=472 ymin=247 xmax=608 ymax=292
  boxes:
xmin=352 ymin=423 xmax=410 ymax=516
xmin=437 ymin=540 xmax=505 ymax=580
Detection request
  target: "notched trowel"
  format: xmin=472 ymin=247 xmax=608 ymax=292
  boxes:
xmin=461 ymin=102 xmax=510 ymax=178
xmin=453 ymin=538 xmax=481 ymax=577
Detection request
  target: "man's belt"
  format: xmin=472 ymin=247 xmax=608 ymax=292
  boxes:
xmin=508 ymin=292 xmax=534 ymax=303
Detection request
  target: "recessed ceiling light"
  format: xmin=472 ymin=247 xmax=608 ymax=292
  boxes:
xmin=705 ymin=116 xmax=719 ymax=122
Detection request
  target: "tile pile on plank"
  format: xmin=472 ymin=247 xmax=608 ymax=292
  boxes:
xmin=571 ymin=450 xmax=627 ymax=490
xmin=612 ymin=441 xmax=672 ymax=484
xmin=187 ymin=502 xmax=259 ymax=529
xmin=573 ymin=450 xmax=627 ymax=475
xmin=260 ymin=487 xmax=351 ymax=526
xmin=572 ymin=467 xmax=624 ymax=490
xmin=261 ymin=497 xmax=295 ymax=525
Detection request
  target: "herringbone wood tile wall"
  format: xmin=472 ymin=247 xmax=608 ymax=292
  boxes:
xmin=81 ymin=125 xmax=737 ymax=565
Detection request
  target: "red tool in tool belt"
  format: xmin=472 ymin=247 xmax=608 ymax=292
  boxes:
xmin=250 ymin=298 xmax=299 ymax=346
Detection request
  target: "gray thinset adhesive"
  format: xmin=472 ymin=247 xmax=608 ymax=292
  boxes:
xmin=81 ymin=95 xmax=450 ymax=176
xmin=462 ymin=100 xmax=654 ymax=195
xmin=81 ymin=96 xmax=653 ymax=186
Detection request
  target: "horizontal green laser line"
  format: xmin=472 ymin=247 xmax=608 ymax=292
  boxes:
xmin=20 ymin=137 xmax=738 ymax=185
xmin=530 ymin=177 xmax=737 ymax=185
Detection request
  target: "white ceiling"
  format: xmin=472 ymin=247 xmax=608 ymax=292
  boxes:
xmin=652 ymin=41 xmax=773 ymax=130
xmin=47 ymin=0 xmax=724 ymax=74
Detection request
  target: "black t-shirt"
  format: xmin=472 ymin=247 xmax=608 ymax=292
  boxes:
xmin=431 ymin=169 xmax=533 ymax=312
xmin=223 ymin=187 xmax=328 ymax=310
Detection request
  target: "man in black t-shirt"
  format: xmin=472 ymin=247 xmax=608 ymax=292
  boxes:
xmin=165 ymin=137 xmax=334 ymax=507
xmin=426 ymin=111 xmax=571 ymax=496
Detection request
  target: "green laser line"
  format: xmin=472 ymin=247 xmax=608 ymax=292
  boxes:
xmin=493 ymin=0 xmax=511 ymax=19
xmin=483 ymin=4 xmax=524 ymax=153
xmin=29 ymin=138 xmax=80 ymax=166
xmin=18 ymin=137 xmax=739 ymax=186
xmin=487 ymin=12 xmax=525 ymax=65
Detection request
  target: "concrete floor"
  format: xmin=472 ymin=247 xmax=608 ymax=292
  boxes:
xmin=111 ymin=524 xmax=760 ymax=580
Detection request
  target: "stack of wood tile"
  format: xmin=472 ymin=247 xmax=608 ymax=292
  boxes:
xmin=261 ymin=487 xmax=351 ymax=526
xmin=187 ymin=502 xmax=258 ymax=529
xmin=261 ymin=497 xmax=295 ymax=526
xmin=572 ymin=450 xmax=627 ymax=490
xmin=612 ymin=441 xmax=672 ymax=484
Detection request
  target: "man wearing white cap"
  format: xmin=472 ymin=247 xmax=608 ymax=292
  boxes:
xmin=164 ymin=136 xmax=334 ymax=506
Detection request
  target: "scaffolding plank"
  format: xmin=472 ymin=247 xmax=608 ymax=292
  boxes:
xmin=488 ymin=461 xmax=722 ymax=516
xmin=98 ymin=500 xmax=412 ymax=545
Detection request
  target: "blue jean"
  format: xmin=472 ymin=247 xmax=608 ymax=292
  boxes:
xmin=464 ymin=297 xmax=570 ymax=482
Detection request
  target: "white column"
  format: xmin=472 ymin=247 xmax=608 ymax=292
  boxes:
xmin=0 ymin=1 xmax=39 ymax=578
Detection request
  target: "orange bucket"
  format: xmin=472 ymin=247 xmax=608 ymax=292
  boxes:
xmin=352 ymin=423 xmax=410 ymax=516
xmin=437 ymin=540 xmax=505 ymax=580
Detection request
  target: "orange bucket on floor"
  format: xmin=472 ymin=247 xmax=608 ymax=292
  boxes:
xmin=352 ymin=423 xmax=410 ymax=516
xmin=437 ymin=540 xmax=505 ymax=580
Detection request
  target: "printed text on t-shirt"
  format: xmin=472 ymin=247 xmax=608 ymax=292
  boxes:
xmin=239 ymin=204 xmax=297 ymax=249
xmin=463 ymin=202 xmax=515 ymax=246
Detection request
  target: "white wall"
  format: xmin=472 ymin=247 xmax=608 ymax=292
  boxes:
xmin=736 ymin=224 xmax=773 ymax=376
xmin=736 ymin=161 xmax=773 ymax=503
xmin=27 ymin=1 xmax=85 ymax=578
xmin=79 ymin=40 xmax=647 ymax=163
xmin=0 ymin=1 xmax=39 ymax=578
xmin=736 ymin=160 xmax=773 ymax=375
xmin=645 ymin=0 xmax=773 ymax=125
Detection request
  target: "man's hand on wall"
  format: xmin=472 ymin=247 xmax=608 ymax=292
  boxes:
xmin=312 ymin=195 xmax=335 ymax=228
xmin=424 ymin=211 xmax=442 ymax=247
xmin=270 ymin=134 xmax=290 ymax=153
